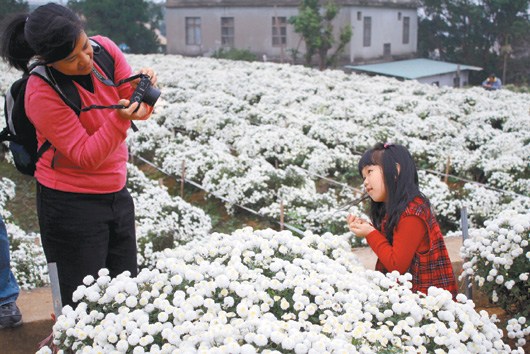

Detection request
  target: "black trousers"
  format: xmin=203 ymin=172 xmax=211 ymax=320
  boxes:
xmin=37 ymin=183 xmax=137 ymax=308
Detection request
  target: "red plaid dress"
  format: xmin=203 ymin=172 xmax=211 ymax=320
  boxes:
xmin=375 ymin=198 xmax=458 ymax=298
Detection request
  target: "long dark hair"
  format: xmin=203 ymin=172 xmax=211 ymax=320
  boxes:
xmin=0 ymin=3 xmax=83 ymax=74
xmin=358 ymin=142 xmax=429 ymax=244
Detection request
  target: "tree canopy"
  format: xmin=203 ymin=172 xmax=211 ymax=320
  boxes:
xmin=289 ymin=0 xmax=352 ymax=70
xmin=68 ymin=0 xmax=162 ymax=54
xmin=419 ymin=0 xmax=530 ymax=85
xmin=0 ymin=0 xmax=28 ymax=24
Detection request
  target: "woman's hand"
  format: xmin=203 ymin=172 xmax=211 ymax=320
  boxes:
xmin=346 ymin=214 xmax=375 ymax=238
xmin=117 ymin=99 xmax=151 ymax=121
xmin=131 ymin=67 xmax=158 ymax=89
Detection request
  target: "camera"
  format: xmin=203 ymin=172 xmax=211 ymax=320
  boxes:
xmin=130 ymin=74 xmax=161 ymax=112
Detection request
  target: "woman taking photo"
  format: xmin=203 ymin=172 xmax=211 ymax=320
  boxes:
xmin=0 ymin=3 xmax=157 ymax=307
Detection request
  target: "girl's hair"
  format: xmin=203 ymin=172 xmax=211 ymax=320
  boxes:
xmin=358 ymin=142 xmax=429 ymax=244
xmin=0 ymin=3 xmax=83 ymax=74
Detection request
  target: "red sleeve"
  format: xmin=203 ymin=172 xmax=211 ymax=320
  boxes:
xmin=365 ymin=216 xmax=429 ymax=274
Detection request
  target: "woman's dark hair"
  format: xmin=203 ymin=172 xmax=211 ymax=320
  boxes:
xmin=358 ymin=142 xmax=429 ymax=244
xmin=0 ymin=3 xmax=83 ymax=74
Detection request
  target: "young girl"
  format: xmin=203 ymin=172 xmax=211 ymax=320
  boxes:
xmin=347 ymin=143 xmax=458 ymax=298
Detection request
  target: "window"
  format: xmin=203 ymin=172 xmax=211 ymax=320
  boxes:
xmin=186 ymin=17 xmax=201 ymax=45
xmin=363 ymin=17 xmax=371 ymax=47
xmin=398 ymin=12 xmax=402 ymax=21
xmin=221 ymin=17 xmax=234 ymax=47
xmin=453 ymin=76 xmax=461 ymax=87
xmin=357 ymin=11 xmax=362 ymax=21
xmin=384 ymin=43 xmax=391 ymax=57
xmin=402 ymin=16 xmax=410 ymax=44
xmin=272 ymin=17 xmax=287 ymax=47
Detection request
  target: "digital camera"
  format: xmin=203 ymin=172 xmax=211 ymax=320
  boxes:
xmin=130 ymin=74 xmax=161 ymax=112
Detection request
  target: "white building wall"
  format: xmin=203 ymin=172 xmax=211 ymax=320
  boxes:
xmin=416 ymin=71 xmax=470 ymax=88
xmin=349 ymin=7 xmax=417 ymax=62
xmin=166 ymin=5 xmax=417 ymax=63
xmin=166 ymin=7 xmax=300 ymax=57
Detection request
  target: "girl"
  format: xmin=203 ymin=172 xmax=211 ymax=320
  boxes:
xmin=347 ymin=143 xmax=458 ymax=298
xmin=0 ymin=3 xmax=157 ymax=307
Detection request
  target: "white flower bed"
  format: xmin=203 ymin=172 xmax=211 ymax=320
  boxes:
xmin=127 ymin=163 xmax=212 ymax=268
xmin=122 ymin=54 xmax=530 ymax=235
xmin=0 ymin=177 xmax=16 ymax=216
xmin=1 ymin=177 xmax=49 ymax=289
xmin=0 ymin=166 xmax=211 ymax=288
xmin=5 ymin=56 xmax=526 ymax=235
xmin=38 ymin=228 xmax=520 ymax=353
xmin=461 ymin=210 xmax=530 ymax=348
xmin=5 ymin=222 xmax=49 ymax=289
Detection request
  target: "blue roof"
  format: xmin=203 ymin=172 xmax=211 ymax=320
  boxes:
xmin=345 ymin=58 xmax=482 ymax=79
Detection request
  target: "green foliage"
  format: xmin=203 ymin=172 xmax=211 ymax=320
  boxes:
xmin=0 ymin=0 xmax=28 ymax=24
xmin=504 ymin=84 xmax=530 ymax=93
xmin=67 ymin=0 xmax=161 ymax=54
xmin=289 ymin=0 xmax=352 ymax=70
xmin=211 ymin=47 xmax=257 ymax=62
xmin=418 ymin=0 xmax=530 ymax=85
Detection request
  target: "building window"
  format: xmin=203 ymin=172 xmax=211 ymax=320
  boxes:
xmin=398 ymin=12 xmax=402 ymax=21
xmin=402 ymin=16 xmax=410 ymax=44
xmin=272 ymin=17 xmax=287 ymax=47
xmin=363 ymin=17 xmax=371 ymax=47
xmin=453 ymin=76 xmax=461 ymax=87
xmin=357 ymin=11 xmax=362 ymax=21
xmin=384 ymin=43 xmax=391 ymax=57
xmin=221 ymin=17 xmax=234 ymax=47
xmin=186 ymin=17 xmax=201 ymax=45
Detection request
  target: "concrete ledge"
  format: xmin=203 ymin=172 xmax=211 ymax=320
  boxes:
xmin=1 ymin=287 xmax=54 ymax=354
xmin=351 ymin=236 xmax=463 ymax=269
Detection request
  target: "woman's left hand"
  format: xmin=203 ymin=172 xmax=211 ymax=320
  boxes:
xmin=346 ymin=214 xmax=375 ymax=238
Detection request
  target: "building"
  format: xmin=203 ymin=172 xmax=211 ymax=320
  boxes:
xmin=345 ymin=58 xmax=483 ymax=87
xmin=165 ymin=0 xmax=419 ymax=63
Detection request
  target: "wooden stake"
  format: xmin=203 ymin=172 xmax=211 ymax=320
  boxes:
xmin=181 ymin=160 xmax=186 ymax=198
xmin=444 ymin=156 xmax=451 ymax=184
xmin=280 ymin=199 xmax=284 ymax=231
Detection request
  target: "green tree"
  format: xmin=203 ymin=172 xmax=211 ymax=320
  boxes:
xmin=419 ymin=0 xmax=530 ymax=85
xmin=289 ymin=0 xmax=352 ymax=70
xmin=0 ymin=0 xmax=28 ymax=24
xmin=67 ymin=0 xmax=161 ymax=54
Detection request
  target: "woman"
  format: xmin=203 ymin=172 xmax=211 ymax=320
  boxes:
xmin=0 ymin=3 xmax=157 ymax=307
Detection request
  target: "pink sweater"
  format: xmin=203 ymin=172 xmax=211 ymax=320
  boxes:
xmin=26 ymin=36 xmax=137 ymax=194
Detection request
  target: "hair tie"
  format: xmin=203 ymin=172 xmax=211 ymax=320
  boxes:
xmin=383 ymin=142 xmax=394 ymax=149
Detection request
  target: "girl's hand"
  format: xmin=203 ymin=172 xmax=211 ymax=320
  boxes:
xmin=346 ymin=214 xmax=375 ymax=238
xmin=131 ymin=67 xmax=158 ymax=89
xmin=117 ymin=99 xmax=151 ymax=121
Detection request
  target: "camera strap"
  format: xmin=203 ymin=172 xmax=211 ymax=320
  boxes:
xmin=80 ymin=69 xmax=145 ymax=113
xmin=92 ymin=68 xmax=144 ymax=88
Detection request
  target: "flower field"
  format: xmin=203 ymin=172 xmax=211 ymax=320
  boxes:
xmin=1 ymin=54 xmax=529 ymax=352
